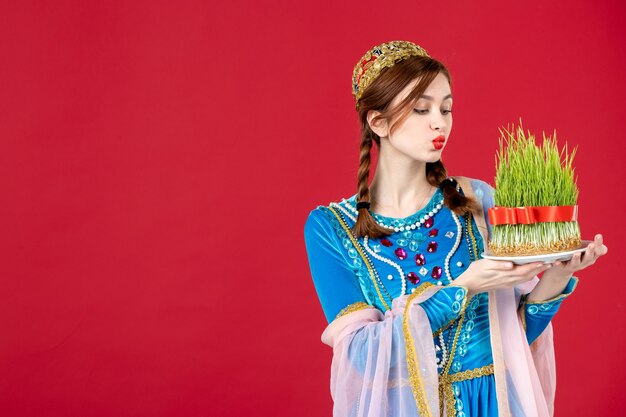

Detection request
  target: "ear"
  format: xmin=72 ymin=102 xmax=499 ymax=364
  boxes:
xmin=367 ymin=110 xmax=388 ymax=138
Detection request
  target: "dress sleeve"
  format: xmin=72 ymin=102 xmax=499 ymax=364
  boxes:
xmin=304 ymin=208 xmax=370 ymax=323
xmin=419 ymin=285 xmax=469 ymax=333
xmin=519 ymin=276 xmax=579 ymax=344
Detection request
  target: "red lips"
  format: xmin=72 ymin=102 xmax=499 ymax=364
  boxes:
xmin=432 ymin=135 xmax=445 ymax=150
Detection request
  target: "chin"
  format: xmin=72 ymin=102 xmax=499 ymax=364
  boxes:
xmin=404 ymin=149 xmax=442 ymax=163
xmin=424 ymin=152 xmax=443 ymax=163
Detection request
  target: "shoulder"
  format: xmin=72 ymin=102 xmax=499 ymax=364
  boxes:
xmin=469 ymin=177 xmax=495 ymax=200
xmin=453 ymin=175 xmax=494 ymax=191
xmin=453 ymin=176 xmax=495 ymax=200
xmin=304 ymin=205 xmax=333 ymax=235
xmin=304 ymin=194 xmax=358 ymax=237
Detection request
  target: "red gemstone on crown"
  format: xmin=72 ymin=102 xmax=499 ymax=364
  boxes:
xmin=407 ymin=272 xmax=420 ymax=285
xmin=428 ymin=228 xmax=438 ymax=237
xmin=415 ymin=253 xmax=426 ymax=266
xmin=427 ymin=241 xmax=438 ymax=253
xmin=395 ymin=248 xmax=407 ymax=260
xmin=431 ymin=266 xmax=442 ymax=279
xmin=424 ymin=217 xmax=434 ymax=228
xmin=380 ymin=238 xmax=393 ymax=247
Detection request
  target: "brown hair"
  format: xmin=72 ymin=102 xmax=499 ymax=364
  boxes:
xmin=352 ymin=55 xmax=480 ymax=239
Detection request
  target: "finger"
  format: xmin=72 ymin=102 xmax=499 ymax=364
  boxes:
xmin=571 ymin=252 xmax=582 ymax=268
xmin=587 ymin=242 xmax=601 ymax=264
xmin=584 ymin=243 xmax=595 ymax=262
xmin=595 ymin=234 xmax=602 ymax=245
xmin=593 ymin=235 xmax=608 ymax=256
xmin=532 ymin=262 xmax=551 ymax=272
xmin=532 ymin=261 xmax=549 ymax=269
xmin=516 ymin=262 xmax=549 ymax=274
xmin=515 ymin=267 xmax=545 ymax=283
xmin=487 ymin=260 xmax=515 ymax=270
xmin=579 ymin=254 xmax=590 ymax=267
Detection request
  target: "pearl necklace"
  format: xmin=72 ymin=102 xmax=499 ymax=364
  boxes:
xmin=443 ymin=211 xmax=463 ymax=285
xmin=329 ymin=201 xmax=357 ymax=223
xmin=436 ymin=332 xmax=449 ymax=369
xmin=329 ymin=191 xmax=465 ymax=295
xmin=342 ymin=198 xmax=445 ymax=232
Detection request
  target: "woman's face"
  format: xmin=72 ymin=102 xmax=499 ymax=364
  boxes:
xmin=379 ymin=72 xmax=453 ymax=163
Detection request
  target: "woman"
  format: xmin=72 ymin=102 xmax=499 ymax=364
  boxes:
xmin=303 ymin=40 xmax=608 ymax=417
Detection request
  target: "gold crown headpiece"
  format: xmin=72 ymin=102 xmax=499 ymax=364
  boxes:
xmin=352 ymin=40 xmax=430 ymax=107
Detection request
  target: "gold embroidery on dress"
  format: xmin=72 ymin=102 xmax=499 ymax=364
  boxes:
xmin=403 ymin=283 xmax=435 ymax=417
xmin=446 ymin=363 xmax=495 ymax=382
xmin=524 ymin=276 xmax=579 ymax=305
xmin=334 ymin=301 xmax=371 ymax=320
xmin=438 ymin=308 xmax=467 ymax=417
xmin=439 ymin=362 xmax=496 ymax=414
xmin=466 ymin=212 xmax=479 ymax=258
xmin=435 ymin=216 xmax=488 ymax=416
xmin=518 ymin=276 xmax=578 ymax=334
xmin=366 ymin=364 xmax=495 ymax=389
xmin=327 ymin=206 xmax=391 ymax=311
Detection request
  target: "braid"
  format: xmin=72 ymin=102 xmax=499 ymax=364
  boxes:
xmin=426 ymin=161 xmax=481 ymax=216
xmin=352 ymin=131 xmax=392 ymax=239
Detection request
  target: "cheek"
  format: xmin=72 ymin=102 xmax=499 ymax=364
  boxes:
xmin=401 ymin=117 xmax=428 ymax=133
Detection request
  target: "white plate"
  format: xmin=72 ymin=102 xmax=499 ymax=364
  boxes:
xmin=480 ymin=240 xmax=592 ymax=265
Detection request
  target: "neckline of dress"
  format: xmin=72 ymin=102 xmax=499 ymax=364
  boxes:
xmin=345 ymin=187 xmax=444 ymax=227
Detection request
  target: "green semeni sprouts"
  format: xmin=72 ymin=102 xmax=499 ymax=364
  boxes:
xmin=490 ymin=120 xmax=581 ymax=256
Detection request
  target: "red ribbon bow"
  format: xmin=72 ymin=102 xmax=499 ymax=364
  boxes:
xmin=487 ymin=205 xmax=578 ymax=225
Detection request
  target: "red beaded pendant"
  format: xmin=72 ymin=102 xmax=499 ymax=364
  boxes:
xmin=427 ymin=241 xmax=438 ymax=253
xmin=431 ymin=266 xmax=442 ymax=279
xmin=414 ymin=253 xmax=426 ymax=266
xmin=407 ymin=272 xmax=420 ymax=285
xmin=424 ymin=217 xmax=434 ymax=228
xmin=380 ymin=238 xmax=393 ymax=247
xmin=394 ymin=248 xmax=407 ymax=260
xmin=428 ymin=228 xmax=438 ymax=237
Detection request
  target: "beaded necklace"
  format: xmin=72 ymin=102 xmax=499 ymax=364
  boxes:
xmin=330 ymin=181 xmax=480 ymax=300
xmin=330 ymin=192 xmax=449 ymax=297
xmin=339 ymin=189 xmax=444 ymax=233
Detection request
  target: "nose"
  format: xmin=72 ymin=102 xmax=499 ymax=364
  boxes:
xmin=430 ymin=112 xmax=446 ymax=132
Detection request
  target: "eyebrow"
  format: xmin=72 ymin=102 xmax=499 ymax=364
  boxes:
xmin=420 ymin=94 xmax=453 ymax=100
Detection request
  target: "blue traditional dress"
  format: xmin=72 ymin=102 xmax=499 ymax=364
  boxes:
xmin=304 ymin=177 xmax=577 ymax=417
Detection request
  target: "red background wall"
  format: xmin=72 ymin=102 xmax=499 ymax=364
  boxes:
xmin=1 ymin=1 xmax=624 ymax=416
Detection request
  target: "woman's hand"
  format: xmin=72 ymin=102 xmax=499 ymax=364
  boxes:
xmin=526 ymin=233 xmax=608 ymax=302
xmin=453 ymin=259 xmax=552 ymax=299
xmin=547 ymin=233 xmax=608 ymax=275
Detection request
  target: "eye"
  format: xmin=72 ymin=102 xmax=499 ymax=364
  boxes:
xmin=413 ymin=109 xmax=428 ymax=115
xmin=442 ymin=109 xmax=452 ymax=115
